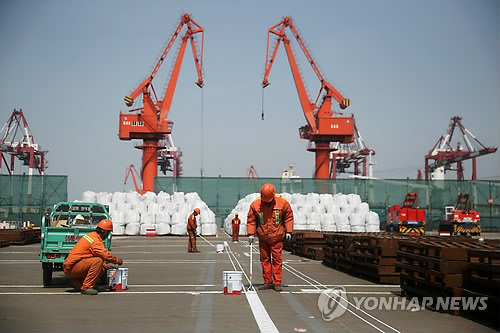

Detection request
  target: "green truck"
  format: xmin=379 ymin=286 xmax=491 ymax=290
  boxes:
xmin=39 ymin=202 xmax=112 ymax=287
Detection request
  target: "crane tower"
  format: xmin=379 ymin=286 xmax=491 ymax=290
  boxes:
xmin=119 ymin=13 xmax=204 ymax=192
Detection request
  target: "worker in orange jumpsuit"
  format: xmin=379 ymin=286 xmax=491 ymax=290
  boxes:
xmin=232 ymin=212 xmax=241 ymax=242
xmin=63 ymin=219 xmax=123 ymax=295
xmin=187 ymin=208 xmax=200 ymax=253
xmin=247 ymin=184 xmax=294 ymax=291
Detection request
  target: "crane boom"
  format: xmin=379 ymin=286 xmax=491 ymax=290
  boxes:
xmin=119 ymin=13 xmax=204 ymax=193
xmin=262 ymin=16 xmax=355 ymax=179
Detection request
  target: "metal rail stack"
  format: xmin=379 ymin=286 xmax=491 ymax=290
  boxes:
xmin=396 ymin=238 xmax=499 ymax=322
xmin=0 ymin=229 xmax=41 ymax=245
xmin=292 ymin=231 xmax=326 ymax=260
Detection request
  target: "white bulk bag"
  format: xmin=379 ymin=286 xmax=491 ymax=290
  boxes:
xmin=112 ymin=223 xmax=125 ymax=235
xmin=156 ymin=211 xmax=171 ymax=224
xmin=140 ymin=212 xmax=155 ymax=225
xmin=355 ymin=202 xmax=370 ymax=214
xmin=125 ymin=223 xmax=140 ymax=235
xmin=351 ymin=225 xmax=366 ymax=232
xmin=171 ymin=223 xmax=187 ymax=236
xmin=201 ymin=223 xmax=217 ymax=236
xmin=82 ymin=191 xmax=97 ymax=203
xmin=365 ymin=212 xmax=380 ymax=225
xmin=156 ymin=223 xmax=171 ymax=235
xmin=347 ymin=194 xmax=362 ymax=206
xmin=366 ymin=224 xmax=381 ymax=232
xmin=349 ymin=213 xmax=365 ymax=226
xmin=335 ymin=213 xmax=349 ymax=225
xmin=336 ymin=224 xmax=351 ymax=232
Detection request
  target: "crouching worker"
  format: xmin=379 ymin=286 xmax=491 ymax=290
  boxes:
xmin=63 ymin=219 xmax=123 ymax=295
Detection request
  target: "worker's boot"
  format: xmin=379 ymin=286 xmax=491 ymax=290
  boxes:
xmin=258 ymin=283 xmax=274 ymax=290
xmin=274 ymin=284 xmax=283 ymax=292
xmin=81 ymin=288 xmax=98 ymax=295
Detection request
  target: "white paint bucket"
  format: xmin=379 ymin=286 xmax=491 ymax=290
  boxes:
xmin=216 ymin=243 xmax=224 ymax=253
xmin=222 ymin=271 xmax=242 ymax=295
xmin=108 ymin=267 xmax=128 ymax=291
xmin=145 ymin=228 xmax=156 ymax=237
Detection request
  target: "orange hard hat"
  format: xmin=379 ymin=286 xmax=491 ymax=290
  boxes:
xmin=261 ymin=183 xmax=276 ymax=203
xmin=97 ymin=219 xmax=113 ymax=231
xmin=194 ymin=208 xmax=201 ymax=215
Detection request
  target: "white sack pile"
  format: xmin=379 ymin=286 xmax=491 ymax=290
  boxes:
xmin=81 ymin=191 xmax=217 ymax=236
xmin=224 ymin=192 xmax=380 ymax=235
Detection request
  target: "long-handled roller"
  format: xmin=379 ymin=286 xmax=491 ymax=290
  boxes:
xmin=249 ymin=241 xmax=253 ymax=288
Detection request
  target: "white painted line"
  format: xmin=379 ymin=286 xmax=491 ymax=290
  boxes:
xmin=246 ymin=291 xmax=279 ymax=333
xmin=0 ymin=290 xmax=223 ymax=295
xmin=284 ymin=263 xmax=401 ymax=333
xmin=298 ymin=289 xmax=394 ymax=295
xmin=0 ymin=284 xmax=217 ymax=288
xmin=286 ymin=284 xmax=399 ymax=288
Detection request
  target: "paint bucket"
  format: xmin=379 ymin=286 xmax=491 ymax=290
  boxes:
xmin=222 ymin=271 xmax=242 ymax=295
xmin=216 ymin=243 xmax=224 ymax=253
xmin=108 ymin=267 xmax=128 ymax=291
xmin=145 ymin=228 xmax=156 ymax=237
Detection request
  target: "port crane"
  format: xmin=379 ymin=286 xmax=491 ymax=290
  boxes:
xmin=425 ymin=116 xmax=497 ymax=180
xmin=119 ymin=13 xmax=204 ymax=192
xmin=262 ymin=16 xmax=354 ymax=179
xmin=0 ymin=109 xmax=47 ymax=175
xmin=330 ymin=122 xmax=375 ymax=178
xmin=124 ymin=164 xmax=143 ymax=194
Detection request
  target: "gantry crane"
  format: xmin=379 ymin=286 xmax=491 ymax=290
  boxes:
xmin=119 ymin=13 xmax=204 ymax=192
xmin=425 ymin=116 xmax=497 ymax=180
xmin=330 ymin=122 xmax=375 ymax=179
xmin=262 ymin=17 xmax=354 ymax=179
xmin=0 ymin=109 xmax=47 ymax=175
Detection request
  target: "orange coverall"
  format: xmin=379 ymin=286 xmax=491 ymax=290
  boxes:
xmin=247 ymin=195 xmax=294 ymax=285
xmin=187 ymin=213 xmax=198 ymax=252
xmin=63 ymin=231 xmax=119 ymax=291
xmin=232 ymin=217 xmax=241 ymax=241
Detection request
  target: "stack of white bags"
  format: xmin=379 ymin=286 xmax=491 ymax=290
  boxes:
xmin=224 ymin=192 xmax=380 ymax=235
xmin=81 ymin=191 xmax=217 ymax=236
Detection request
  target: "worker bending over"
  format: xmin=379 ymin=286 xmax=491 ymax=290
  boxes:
xmin=63 ymin=219 xmax=123 ymax=295
xmin=232 ymin=212 xmax=241 ymax=242
xmin=247 ymin=183 xmax=294 ymax=291
xmin=187 ymin=208 xmax=201 ymax=253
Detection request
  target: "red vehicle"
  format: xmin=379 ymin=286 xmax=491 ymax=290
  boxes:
xmin=439 ymin=194 xmax=480 ymax=236
xmin=386 ymin=193 xmax=426 ymax=235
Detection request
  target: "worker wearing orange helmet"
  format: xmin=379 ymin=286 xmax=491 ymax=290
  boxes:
xmin=231 ymin=212 xmax=241 ymax=242
xmin=63 ymin=219 xmax=123 ymax=295
xmin=187 ymin=208 xmax=201 ymax=253
xmin=247 ymin=183 xmax=294 ymax=291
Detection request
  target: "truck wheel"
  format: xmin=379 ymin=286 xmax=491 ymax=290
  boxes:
xmin=42 ymin=263 xmax=53 ymax=287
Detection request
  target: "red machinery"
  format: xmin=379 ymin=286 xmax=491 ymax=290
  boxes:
xmin=119 ymin=13 xmax=204 ymax=192
xmin=124 ymin=164 xmax=143 ymax=194
xmin=439 ymin=194 xmax=480 ymax=236
xmin=0 ymin=109 xmax=47 ymax=175
xmin=330 ymin=122 xmax=375 ymax=179
xmin=247 ymin=165 xmax=260 ymax=192
xmin=425 ymin=116 xmax=497 ymax=180
xmin=386 ymin=193 xmax=426 ymax=235
xmin=262 ymin=17 xmax=354 ymax=179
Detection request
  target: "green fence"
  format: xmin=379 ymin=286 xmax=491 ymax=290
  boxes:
xmin=0 ymin=175 xmax=68 ymax=226
xmin=155 ymin=177 xmax=500 ymax=231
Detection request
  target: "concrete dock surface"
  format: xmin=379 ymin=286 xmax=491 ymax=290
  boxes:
xmin=0 ymin=233 xmax=497 ymax=333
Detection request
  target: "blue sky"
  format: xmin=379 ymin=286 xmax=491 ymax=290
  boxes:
xmin=1 ymin=0 xmax=498 ymax=201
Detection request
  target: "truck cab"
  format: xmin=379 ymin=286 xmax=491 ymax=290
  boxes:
xmin=39 ymin=202 xmax=112 ymax=287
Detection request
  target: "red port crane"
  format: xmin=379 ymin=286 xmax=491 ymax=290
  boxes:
xmin=0 ymin=109 xmax=47 ymax=175
xmin=330 ymin=122 xmax=375 ymax=179
xmin=124 ymin=164 xmax=143 ymax=194
xmin=119 ymin=13 xmax=204 ymax=192
xmin=247 ymin=165 xmax=260 ymax=192
xmin=425 ymin=116 xmax=497 ymax=180
xmin=262 ymin=17 xmax=354 ymax=179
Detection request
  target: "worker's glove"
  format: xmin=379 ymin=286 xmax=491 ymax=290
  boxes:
xmin=116 ymin=258 xmax=123 ymax=266
xmin=285 ymin=233 xmax=292 ymax=242
xmin=248 ymin=236 xmax=254 ymax=245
